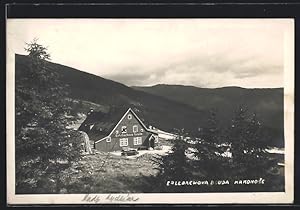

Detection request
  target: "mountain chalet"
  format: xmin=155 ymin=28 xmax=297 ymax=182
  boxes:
xmin=79 ymin=108 xmax=159 ymax=152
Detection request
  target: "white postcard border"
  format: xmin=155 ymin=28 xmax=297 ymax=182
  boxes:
xmin=6 ymin=18 xmax=295 ymax=205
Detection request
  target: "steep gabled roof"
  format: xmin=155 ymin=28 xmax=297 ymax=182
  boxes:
xmin=79 ymin=107 xmax=128 ymax=141
xmin=79 ymin=107 xmax=157 ymax=142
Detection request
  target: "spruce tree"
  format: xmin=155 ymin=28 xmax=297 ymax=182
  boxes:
xmin=192 ymin=110 xmax=229 ymax=182
xmin=15 ymin=39 xmax=81 ymax=193
xmin=151 ymin=129 xmax=191 ymax=192
xmin=227 ymin=106 xmax=279 ymax=191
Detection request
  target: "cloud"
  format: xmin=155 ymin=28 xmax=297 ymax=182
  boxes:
xmin=105 ymin=51 xmax=283 ymax=88
xmin=109 ymin=72 xmax=153 ymax=87
xmin=7 ymin=19 xmax=290 ymax=88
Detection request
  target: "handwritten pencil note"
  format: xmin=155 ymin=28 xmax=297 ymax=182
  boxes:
xmin=82 ymin=194 xmax=140 ymax=203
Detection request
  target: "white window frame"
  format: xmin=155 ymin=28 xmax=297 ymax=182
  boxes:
xmin=121 ymin=126 xmax=127 ymax=133
xmin=128 ymin=114 xmax=132 ymax=120
xmin=120 ymin=138 xmax=128 ymax=147
xmin=133 ymin=125 xmax=138 ymax=133
xmin=133 ymin=137 xmax=142 ymax=145
xmin=106 ymin=136 xmax=111 ymax=142
xmin=154 ymin=135 xmax=159 ymax=143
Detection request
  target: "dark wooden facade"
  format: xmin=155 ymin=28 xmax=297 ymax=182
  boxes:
xmin=94 ymin=108 xmax=158 ymax=152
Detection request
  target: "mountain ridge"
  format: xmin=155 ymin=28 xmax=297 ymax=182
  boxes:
xmin=132 ymin=84 xmax=283 ymax=90
xmin=15 ymin=54 xmax=284 ymax=147
xmin=15 ymin=54 xmax=209 ymax=136
xmin=132 ymin=83 xmax=284 ymax=147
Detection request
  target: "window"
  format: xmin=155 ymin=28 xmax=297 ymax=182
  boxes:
xmin=120 ymin=138 xmax=128 ymax=146
xmin=121 ymin=126 xmax=127 ymax=133
xmin=106 ymin=136 xmax=111 ymax=142
xmin=154 ymin=135 xmax=159 ymax=143
xmin=133 ymin=125 xmax=138 ymax=133
xmin=128 ymin=114 xmax=132 ymax=120
xmin=140 ymin=128 xmax=144 ymax=132
xmin=133 ymin=137 xmax=142 ymax=145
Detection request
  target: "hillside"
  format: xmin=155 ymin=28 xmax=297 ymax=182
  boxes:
xmin=133 ymin=84 xmax=284 ymax=147
xmin=15 ymin=54 xmax=209 ymax=136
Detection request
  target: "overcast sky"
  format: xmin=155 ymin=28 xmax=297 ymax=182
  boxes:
xmin=7 ymin=19 xmax=293 ymax=88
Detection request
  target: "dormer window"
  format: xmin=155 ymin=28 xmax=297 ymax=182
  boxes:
xmin=128 ymin=114 xmax=132 ymax=120
xmin=121 ymin=126 xmax=127 ymax=133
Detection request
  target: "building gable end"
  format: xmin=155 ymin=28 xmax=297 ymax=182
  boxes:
xmin=108 ymin=108 xmax=149 ymax=137
xmin=95 ymin=108 xmax=157 ymax=144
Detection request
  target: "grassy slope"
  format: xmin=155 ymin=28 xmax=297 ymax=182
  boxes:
xmin=65 ymin=152 xmax=158 ymax=193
